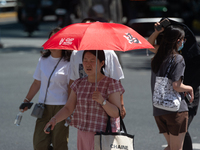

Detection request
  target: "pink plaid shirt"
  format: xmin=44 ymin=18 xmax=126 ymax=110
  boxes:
xmin=70 ymin=76 xmax=125 ymax=133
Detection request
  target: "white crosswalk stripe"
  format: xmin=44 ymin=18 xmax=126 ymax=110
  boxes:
xmin=162 ymin=143 xmax=200 ymax=149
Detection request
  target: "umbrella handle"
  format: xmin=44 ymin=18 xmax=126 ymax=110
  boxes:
xmin=95 ymin=50 xmax=98 ymax=91
xmin=146 ymin=49 xmax=149 ymax=56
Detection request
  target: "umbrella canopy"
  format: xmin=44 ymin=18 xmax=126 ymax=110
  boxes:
xmin=42 ymin=22 xmax=154 ymax=90
xmin=42 ymin=22 xmax=154 ymax=51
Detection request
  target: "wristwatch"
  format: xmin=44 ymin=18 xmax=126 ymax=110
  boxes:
xmin=102 ymin=100 xmax=106 ymax=106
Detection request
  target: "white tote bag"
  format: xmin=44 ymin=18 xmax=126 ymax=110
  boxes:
xmin=153 ymin=57 xmax=181 ymax=112
xmin=94 ymin=110 xmax=134 ymax=150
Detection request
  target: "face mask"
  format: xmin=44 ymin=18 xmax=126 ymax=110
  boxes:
xmin=178 ymin=41 xmax=184 ymax=51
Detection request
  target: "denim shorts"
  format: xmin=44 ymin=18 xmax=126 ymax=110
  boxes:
xmin=154 ymin=111 xmax=188 ymax=136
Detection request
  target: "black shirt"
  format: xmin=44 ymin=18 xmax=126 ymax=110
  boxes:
xmin=151 ymin=54 xmax=188 ymax=116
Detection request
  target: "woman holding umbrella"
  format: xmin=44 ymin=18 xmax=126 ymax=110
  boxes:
xmin=44 ymin=50 xmax=124 ymax=149
xmin=148 ymin=22 xmax=194 ymax=150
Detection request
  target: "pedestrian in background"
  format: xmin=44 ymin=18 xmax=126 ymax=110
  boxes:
xmin=170 ymin=20 xmax=200 ymax=150
xmin=78 ymin=0 xmax=123 ymax=23
xmin=182 ymin=55 xmax=200 ymax=150
xmin=22 ymin=27 xmax=71 ymax=150
xmin=44 ymin=50 xmax=124 ymax=150
xmin=148 ymin=23 xmax=194 ymax=150
xmin=155 ymin=18 xmax=200 ymax=150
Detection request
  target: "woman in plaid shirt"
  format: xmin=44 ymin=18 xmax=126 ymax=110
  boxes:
xmin=44 ymin=50 xmax=125 ymax=150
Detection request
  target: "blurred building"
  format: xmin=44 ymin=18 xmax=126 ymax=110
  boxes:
xmin=121 ymin=0 xmax=200 ymax=36
xmin=79 ymin=0 xmax=123 ymax=23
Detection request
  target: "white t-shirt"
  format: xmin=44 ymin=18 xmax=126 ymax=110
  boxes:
xmin=33 ymin=56 xmax=71 ymax=105
xmin=70 ymin=50 xmax=124 ymax=81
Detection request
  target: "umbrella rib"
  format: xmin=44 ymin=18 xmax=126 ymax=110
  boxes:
xmin=108 ymin=23 xmax=125 ymax=51
xmin=78 ymin=24 xmax=93 ymax=50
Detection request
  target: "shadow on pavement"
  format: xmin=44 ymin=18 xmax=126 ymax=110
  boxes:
xmin=120 ymin=49 xmax=153 ymax=70
xmin=122 ymin=58 xmax=152 ymax=70
xmin=0 ymin=46 xmax=42 ymax=53
xmin=0 ymin=21 xmax=57 ymax=38
xmin=123 ymin=49 xmax=154 ymax=55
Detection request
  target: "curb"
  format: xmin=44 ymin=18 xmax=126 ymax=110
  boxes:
xmin=0 ymin=12 xmax=17 ymax=18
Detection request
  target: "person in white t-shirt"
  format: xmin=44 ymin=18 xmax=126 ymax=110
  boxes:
xmin=69 ymin=50 xmax=126 ymax=118
xmin=21 ymin=27 xmax=71 ymax=150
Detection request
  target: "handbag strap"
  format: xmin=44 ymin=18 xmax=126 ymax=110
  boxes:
xmin=43 ymin=57 xmax=62 ymax=104
xmin=105 ymin=108 xmax=127 ymax=133
xmin=165 ymin=56 xmax=175 ymax=78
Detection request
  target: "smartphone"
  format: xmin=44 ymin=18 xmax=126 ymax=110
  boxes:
xmin=186 ymin=93 xmax=191 ymax=101
xmin=160 ymin=18 xmax=170 ymax=27
xmin=155 ymin=18 xmax=170 ymax=31
xmin=45 ymin=125 xmax=52 ymax=132
xmin=19 ymin=102 xmax=33 ymax=109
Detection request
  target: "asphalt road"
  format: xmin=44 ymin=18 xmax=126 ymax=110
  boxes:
xmin=0 ymin=15 xmax=200 ymax=150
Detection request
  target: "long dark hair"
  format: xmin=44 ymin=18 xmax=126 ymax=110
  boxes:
xmin=82 ymin=50 xmax=105 ymax=75
xmin=41 ymin=27 xmax=72 ymax=61
xmin=151 ymin=25 xmax=185 ymax=73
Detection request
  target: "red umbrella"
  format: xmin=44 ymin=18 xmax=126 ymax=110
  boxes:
xmin=42 ymin=22 xmax=154 ymax=51
xmin=42 ymin=22 xmax=154 ymax=89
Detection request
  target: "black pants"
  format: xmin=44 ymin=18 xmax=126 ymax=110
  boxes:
xmin=183 ymin=86 xmax=200 ymax=150
xmin=183 ymin=111 xmax=195 ymax=150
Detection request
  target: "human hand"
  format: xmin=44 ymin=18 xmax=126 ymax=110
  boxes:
xmin=92 ymin=89 xmax=104 ymax=105
xmin=20 ymin=99 xmax=31 ymax=112
xmin=121 ymin=105 xmax=126 ymax=119
xmin=20 ymin=107 xmax=28 ymax=112
xmin=185 ymin=91 xmax=194 ymax=104
xmin=184 ymin=86 xmax=194 ymax=103
xmin=154 ymin=22 xmax=164 ymax=33
xmin=44 ymin=117 xmax=56 ymax=134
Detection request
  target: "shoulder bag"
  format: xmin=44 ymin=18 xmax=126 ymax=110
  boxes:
xmin=31 ymin=57 xmax=62 ymax=118
xmin=94 ymin=109 xmax=134 ymax=150
xmin=153 ymin=56 xmax=181 ymax=111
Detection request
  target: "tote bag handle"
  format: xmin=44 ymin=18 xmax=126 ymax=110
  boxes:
xmin=106 ymin=108 xmax=127 ymax=133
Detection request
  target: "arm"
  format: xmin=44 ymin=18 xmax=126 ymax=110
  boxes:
xmin=120 ymin=95 xmax=126 ymax=119
xmin=24 ymin=57 xmax=41 ymax=104
xmin=66 ymin=79 xmax=74 ymax=121
xmin=104 ymin=51 xmax=126 ymax=118
xmin=44 ymin=90 xmax=77 ymax=133
xmin=22 ymin=79 xmax=41 ymax=111
xmin=68 ymin=79 xmax=74 ymax=98
xmin=92 ymin=90 xmax=121 ymax=118
xmin=148 ymin=22 xmax=164 ymax=53
xmin=119 ymin=80 xmax=126 ymax=119
xmin=173 ymin=78 xmax=194 ymax=103
xmin=106 ymin=92 xmax=121 ymax=118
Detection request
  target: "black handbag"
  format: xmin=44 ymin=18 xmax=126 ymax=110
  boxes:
xmin=31 ymin=57 xmax=62 ymax=118
xmin=94 ymin=109 xmax=134 ymax=150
